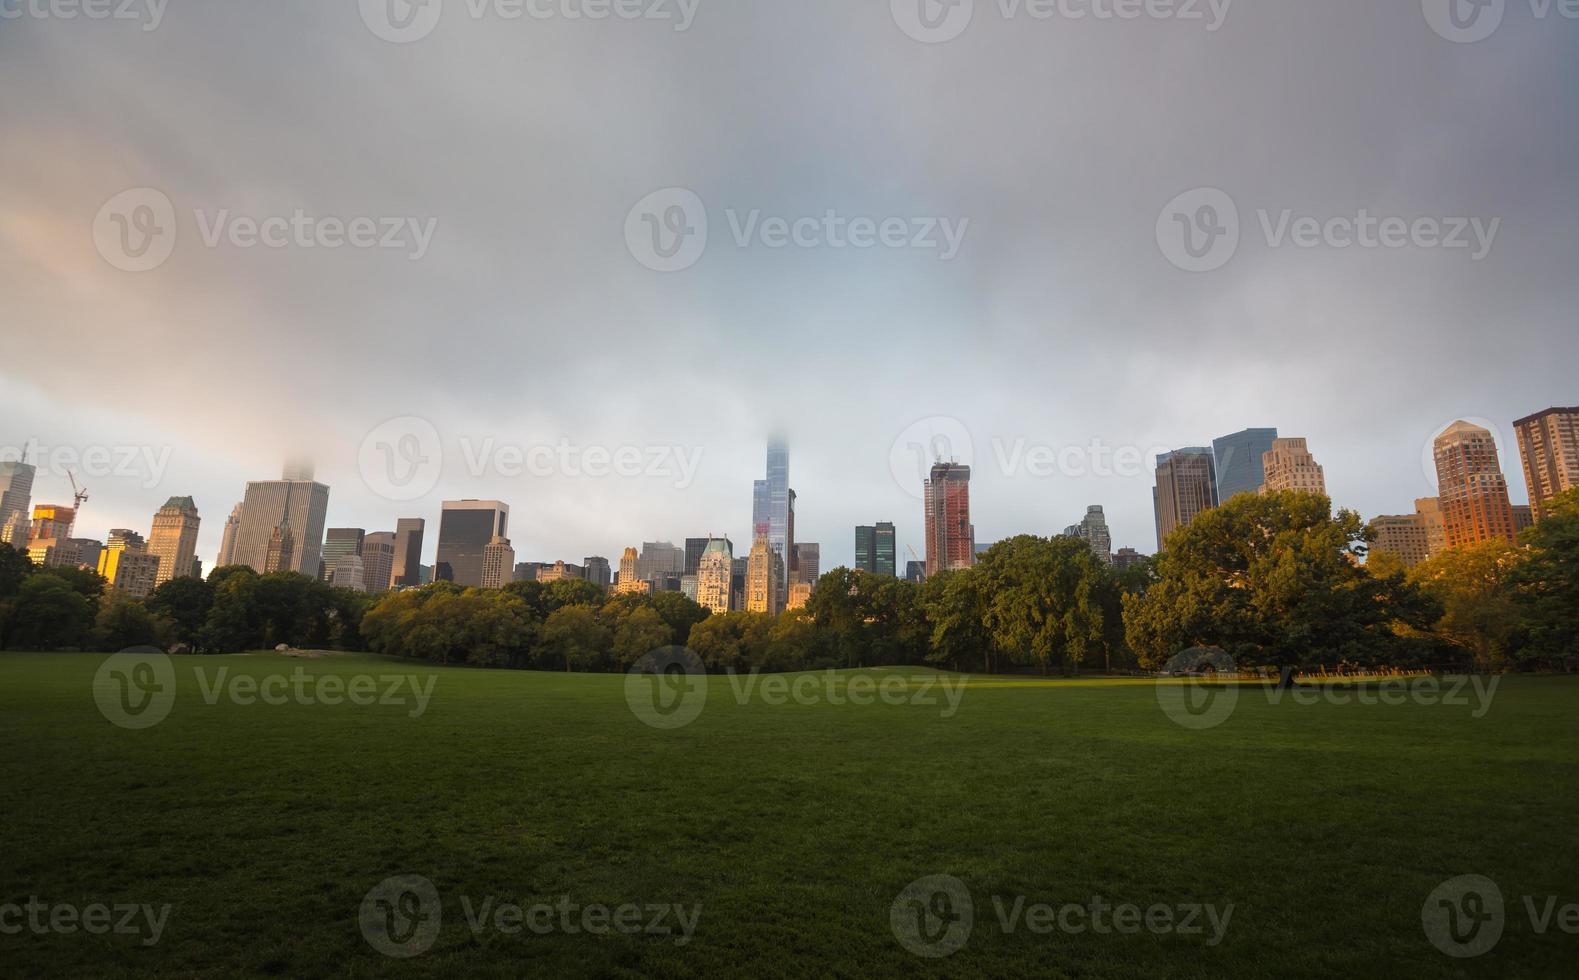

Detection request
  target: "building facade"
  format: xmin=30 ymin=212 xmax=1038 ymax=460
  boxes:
xmin=751 ymin=436 xmax=794 ymax=607
xmin=0 ymin=459 xmax=35 ymax=548
xmin=924 ymin=462 xmax=973 ymax=577
xmin=1063 ymin=506 xmax=1113 ymax=564
xmin=321 ymin=528 xmax=366 ymax=583
xmin=392 ymin=518 xmax=426 ymax=588
xmin=147 ymin=496 xmax=201 ymax=586
xmin=793 ymin=542 xmax=821 ymax=584
xmin=1513 ymin=407 xmax=1579 ymax=521
xmin=696 ymin=537 xmax=734 ymax=614
xmin=231 ymin=467 xmax=330 ymax=577
xmin=1433 ymin=421 xmax=1518 ymax=548
xmin=1260 ymin=437 xmax=1326 ymax=496
xmin=1369 ymin=514 xmax=1431 ymax=568
xmin=1154 ymin=448 xmax=1217 ymax=551
xmin=361 ymin=532 xmax=396 ymax=594
xmin=481 ymin=536 xmax=515 ymax=589
xmin=582 ymin=556 xmax=612 ymax=589
xmin=1212 ymin=428 xmax=1278 ymax=502
xmin=216 ymin=502 xmax=243 ymax=568
xmin=435 ymin=501 xmax=510 ymax=587
xmin=746 ymin=535 xmax=783 ymax=615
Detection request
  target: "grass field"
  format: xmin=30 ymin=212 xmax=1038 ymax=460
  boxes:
xmin=2 ymin=652 xmax=1576 ymax=978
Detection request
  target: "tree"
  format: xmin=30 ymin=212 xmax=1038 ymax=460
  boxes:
xmin=539 ymin=604 xmax=612 ymax=672
xmin=1124 ymin=491 xmax=1440 ymax=679
xmin=973 ymin=536 xmax=1120 ymax=675
xmin=610 ymin=606 xmax=671 ymax=669
xmin=1509 ymin=488 xmax=1579 ymax=665
xmin=4 ymin=575 xmax=93 ymax=650
xmin=146 ymin=576 xmax=215 ymax=651
xmin=1409 ymin=539 xmax=1527 ymax=670
xmin=203 ymin=567 xmax=264 ymax=653
xmin=0 ymin=542 xmax=33 ymax=598
xmin=686 ymin=611 xmax=774 ymax=672
xmin=920 ymin=569 xmax=992 ymax=672
xmin=91 ymin=597 xmax=168 ymax=652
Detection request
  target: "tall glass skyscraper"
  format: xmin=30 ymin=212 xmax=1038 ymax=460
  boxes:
xmin=435 ymin=500 xmax=509 ymax=587
xmin=1212 ymin=428 xmax=1278 ymax=502
xmin=751 ymin=436 xmax=793 ymax=605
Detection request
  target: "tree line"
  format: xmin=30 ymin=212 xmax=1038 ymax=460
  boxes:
xmin=3 ymin=489 xmax=1575 ymax=672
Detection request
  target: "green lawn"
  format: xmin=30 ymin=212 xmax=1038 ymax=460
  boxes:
xmin=2 ymin=653 xmax=1576 ymax=978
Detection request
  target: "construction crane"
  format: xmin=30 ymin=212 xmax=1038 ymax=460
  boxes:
xmin=906 ymin=544 xmax=923 ymax=581
xmin=68 ymin=470 xmax=89 ymax=528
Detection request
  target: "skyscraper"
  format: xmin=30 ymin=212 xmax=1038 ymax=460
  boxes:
xmin=481 ymin=536 xmax=515 ymax=589
xmin=1154 ymin=448 xmax=1218 ymax=551
xmin=794 ymin=542 xmax=821 ymax=584
xmin=684 ymin=538 xmax=709 ymax=576
xmin=854 ymin=524 xmax=895 ymax=576
xmin=264 ymin=521 xmax=295 ymax=574
xmin=615 ymin=547 xmax=650 ymax=595
xmin=231 ymin=465 xmax=330 ymax=577
xmin=100 ymin=539 xmax=159 ymax=599
xmin=331 ymin=554 xmax=366 ymax=591
xmin=1063 ymin=506 xmax=1113 ymax=564
xmin=435 ymin=500 xmax=509 ymax=587
xmin=752 ymin=436 xmax=793 ymax=606
xmin=148 ymin=496 xmax=201 ymax=586
xmin=392 ymin=518 xmax=426 ymax=588
xmin=583 ymin=556 xmax=612 ymax=589
xmin=636 ymin=542 xmax=686 ymax=587
xmin=321 ymin=528 xmax=366 ymax=583
xmin=1212 ymin=428 xmax=1278 ymax=502
xmin=361 ymin=532 xmax=396 ymax=595
xmin=1433 ymin=421 xmax=1517 ymax=548
xmin=696 ymin=536 xmax=733 ymax=614
xmin=1513 ymin=407 xmax=1579 ymax=521
xmin=0 ymin=459 xmax=35 ymax=548
xmin=1260 ymin=438 xmax=1326 ymax=496
xmin=924 ymin=462 xmax=973 ymax=577
xmin=746 ymin=534 xmax=783 ymax=615
xmin=217 ymin=502 xmax=243 ymax=569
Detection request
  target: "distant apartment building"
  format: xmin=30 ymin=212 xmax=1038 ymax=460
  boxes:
xmin=1212 ymin=428 xmax=1278 ymax=502
xmin=1513 ymin=407 xmax=1579 ymax=520
xmin=99 ymin=529 xmax=157 ymax=598
xmin=582 ymin=556 xmax=612 ymax=589
xmin=684 ymin=538 xmax=709 ymax=576
xmin=481 ymin=536 xmax=515 ymax=589
xmin=746 ymin=535 xmax=783 ymax=615
xmin=787 ymin=581 xmax=813 ymax=611
xmin=537 ymin=560 xmax=583 ymax=583
xmin=1112 ymin=547 xmax=1147 ymax=572
xmin=904 ymin=560 xmax=926 ymax=583
xmin=924 ymin=463 xmax=973 ymax=577
xmin=1513 ymin=505 xmax=1534 ymax=535
xmin=615 ymin=547 xmax=650 ymax=595
xmin=1154 ymin=448 xmax=1217 ymax=551
xmin=331 ymin=554 xmax=367 ymax=591
xmin=1063 ymin=506 xmax=1113 ymax=564
xmin=361 ymin=532 xmax=396 ymax=595
xmin=636 ymin=542 xmax=685 ymax=588
xmin=1433 ymin=421 xmax=1517 ymax=548
xmin=231 ymin=464 xmax=330 ymax=577
xmin=29 ymin=503 xmax=76 ymax=543
xmin=696 ymin=537 xmax=733 ymax=614
xmin=435 ymin=500 xmax=509 ymax=587
xmin=854 ymin=523 xmax=896 ymax=577
xmin=216 ymin=502 xmax=243 ymax=568
xmin=514 ymin=562 xmax=547 ymax=583
xmin=321 ymin=528 xmax=366 ymax=583
xmin=1369 ymin=514 xmax=1431 ymax=568
xmin=794 ymin=542 xmax=822 ymax=584
xmin=147 ymin=496 xmax=201 ymax=586
xmin=1415 ymin=497 xmax=1447 ymax=557
xmin=264 ymin=521 xmax=296 ymax=574
xmin=392 ymin=518 xmax=426 ymax=588
xmin=1260 ymin=438 xmax=1326 ymax=496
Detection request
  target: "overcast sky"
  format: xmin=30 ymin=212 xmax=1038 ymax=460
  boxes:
xmin=2 ymin=0 xmax=1575 ymax=571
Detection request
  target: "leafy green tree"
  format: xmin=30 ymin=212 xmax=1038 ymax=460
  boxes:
xmin=0 ymin=542 xmax=33 ymax=598
xmin=1510 ymin=488 xmax=1579 ymax=664
xmin=146 ymin=576 xmax=215 ymax=651
xmin=686 ymin=611 xmax=774 ymax=672
xmin=203 ymin=567 xmax=264 ymax=653
xmin=610 ymin=606 xmax=672 ymax=669
xmin=39 ymin=566 xmax=108 ymax=619
xmin=539 ymin=604 xmax=612 ymax=671
xmin=920 ymin=569 xmax=992 ymax=672
xmin=973 ymin=536 xmax=1119 ymax=675
xmin=4 ymin=575 xmax=93 ymax=650
xmin=1409 ymin=539 xmax=1527 ymax=670
xmin=1124 ymin=491 xmax=1439 ymax=678
xmin=91 ymin=597 xmax=169 ymax=652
